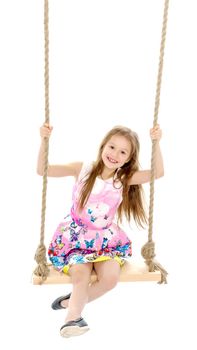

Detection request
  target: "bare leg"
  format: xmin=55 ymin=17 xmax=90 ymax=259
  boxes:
xmin=64 ymin=262 xmax=93 ymax=323
xmin=61 ymin=260 xmax=120 ymax=310
xmin=88 ymin=259 xmax=120 ymax=302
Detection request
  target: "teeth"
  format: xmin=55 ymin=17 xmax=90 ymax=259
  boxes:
xmin=108 ymin=157 xmax=117 ymax=163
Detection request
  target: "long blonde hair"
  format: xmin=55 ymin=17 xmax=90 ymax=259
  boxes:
xmin=78 ymin=126 xmax=148 ymax=228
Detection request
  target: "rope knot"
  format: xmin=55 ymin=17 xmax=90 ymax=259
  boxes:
xmin=34 ymin=244 xmax=49 ymax=282
xmin=34 ymin=244 xmax=47 ymax=263
xmin=141 ymin=241 xmax=168 ymax=284
xmin=141 ymin=241 xmax=155 ymax=260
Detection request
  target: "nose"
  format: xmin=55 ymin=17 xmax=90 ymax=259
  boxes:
xmin=111 ymin=150 xmax=119 ymax=160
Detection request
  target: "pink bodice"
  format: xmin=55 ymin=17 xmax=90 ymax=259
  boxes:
xmin=70 ymin=163 xmax=123 ymax=230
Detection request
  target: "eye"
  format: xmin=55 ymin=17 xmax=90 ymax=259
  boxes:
xmin=121 ymin=151 xmax=126 ymax=155
xmin=110 ymin=145 xmax=114 ymax=149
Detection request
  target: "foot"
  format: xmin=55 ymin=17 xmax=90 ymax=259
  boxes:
xmin=60 ymin=317 xmax=89 ymax=338
xmin=60 ymin=298 xmax=69 ymax=308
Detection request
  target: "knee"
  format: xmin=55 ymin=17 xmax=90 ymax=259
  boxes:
xmin=71 ymin=272 xmax=85 ymax=285
xmin=70 ymin=265 xmax=92 ymax=285
xmin=99 ymin=274 xmax=119 ymax=291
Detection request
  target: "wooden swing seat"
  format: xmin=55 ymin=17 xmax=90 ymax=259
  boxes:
xmin=32 ymin=260 xmax=161 ymax=285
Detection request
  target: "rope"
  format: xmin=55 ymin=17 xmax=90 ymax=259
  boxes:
xmin=141 ymin=0 xmax=169 ymax=284
xmin=34 ymin=0 xmax=50 ymax=281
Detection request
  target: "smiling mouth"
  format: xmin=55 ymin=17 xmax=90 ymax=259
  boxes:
xmin=107 ymin=156 xmax=118 ymax=164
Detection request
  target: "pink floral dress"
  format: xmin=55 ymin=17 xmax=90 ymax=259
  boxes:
xmin=48 ymin=163 xmax=132 ymax=273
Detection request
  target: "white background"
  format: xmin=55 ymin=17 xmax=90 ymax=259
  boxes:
xmin=0 ymin=0 xmax=197 ymax=349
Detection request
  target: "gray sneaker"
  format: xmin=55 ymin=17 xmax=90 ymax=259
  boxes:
xmin=60 ymin=317 xmax=89 ymax=338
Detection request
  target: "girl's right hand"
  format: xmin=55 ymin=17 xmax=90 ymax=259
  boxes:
xmin=40 ymin=123 xmax=53 ymax=139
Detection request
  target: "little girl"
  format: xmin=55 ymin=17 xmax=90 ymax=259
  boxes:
xmin=37 ymin=123 xmax=164 ymax=338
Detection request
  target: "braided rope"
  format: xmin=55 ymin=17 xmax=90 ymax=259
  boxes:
xmin=34 ymin=0 xmax=50 ymax=281
xmin=141 ymin=0 xmax=169 ymax=284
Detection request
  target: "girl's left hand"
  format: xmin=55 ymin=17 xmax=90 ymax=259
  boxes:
xmin=150 ymin=124 xmax=162 ymax=142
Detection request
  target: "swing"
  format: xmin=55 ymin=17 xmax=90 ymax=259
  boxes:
xmin=32 ymin=0 xmax=169 ymax=285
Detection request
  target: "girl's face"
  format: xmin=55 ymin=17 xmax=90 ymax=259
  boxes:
xmin=101 ymin=134 xmax=131 ymax=170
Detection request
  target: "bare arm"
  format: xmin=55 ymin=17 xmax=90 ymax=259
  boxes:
xmin=37 ymin=124 xmax=83 ymax=178
xmin=128 ymin=125 xmax=164 ymax=185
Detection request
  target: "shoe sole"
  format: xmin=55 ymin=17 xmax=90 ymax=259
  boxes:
xmin=60 ymin=325 xmax=89 ymax=338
